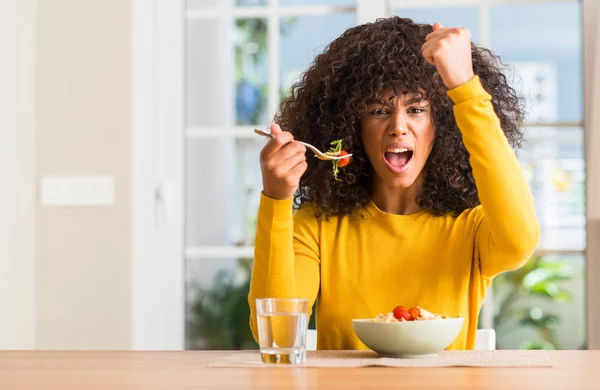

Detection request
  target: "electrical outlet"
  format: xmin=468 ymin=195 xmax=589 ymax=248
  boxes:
xmin=40 ymin=176 xmax=115 ymax=207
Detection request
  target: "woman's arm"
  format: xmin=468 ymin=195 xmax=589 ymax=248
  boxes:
xmin=247 ymin=194 xmax=321 ymax=341
xmin=448 ymin=76 xmax=540 ymax=278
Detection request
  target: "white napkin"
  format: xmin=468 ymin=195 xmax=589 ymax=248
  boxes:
xmin=207 ymin=349 xmax=553 ymax=368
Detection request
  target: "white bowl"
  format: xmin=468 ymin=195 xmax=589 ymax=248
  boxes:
xmin=351 ymin=318 xmax=464 ymax=358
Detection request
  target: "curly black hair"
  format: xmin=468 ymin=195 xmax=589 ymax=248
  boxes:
xmin=275 ymin=16 xmax=525 ymax=218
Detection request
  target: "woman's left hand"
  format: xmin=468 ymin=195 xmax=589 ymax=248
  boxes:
xmin=422 ymin=22 xmax=475 ymax=90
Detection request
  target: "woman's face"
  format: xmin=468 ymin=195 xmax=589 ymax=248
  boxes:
xmin=360 ymin=87 xmax=435 ymax=190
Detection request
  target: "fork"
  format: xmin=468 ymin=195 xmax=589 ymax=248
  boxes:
xmin=254 ymin=129 xmax=352 ymax=161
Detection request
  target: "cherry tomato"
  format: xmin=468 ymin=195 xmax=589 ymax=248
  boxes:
xmin=409 ymin=306 xmax=421 ymax=320
xmin=337 ymin=150 xmax=351 ymax=168
xmin=392 ymin=305 xmax=406 ymax=317
xmin=392 ymin=306 xmax=411 ymax=321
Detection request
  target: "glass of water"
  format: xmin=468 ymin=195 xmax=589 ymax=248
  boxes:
xmin=256 ymin=298 xmax=309 ymax=364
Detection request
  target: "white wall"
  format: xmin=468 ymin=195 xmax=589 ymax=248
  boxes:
xmin=0 ymin=0 xmax=183 ymax=351
xmin=0 ymin=0 xmax=36 ymax=349
xmin=34 ymin=0 xmax=133 ymax=349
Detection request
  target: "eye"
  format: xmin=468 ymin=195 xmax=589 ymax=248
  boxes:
xmin=370 ymin=108 xmax=389 ymax=116
xmin=408 ymin=107 xmax=426 ymax=114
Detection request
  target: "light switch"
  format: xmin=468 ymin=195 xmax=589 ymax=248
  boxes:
xmin=40 ymin=176 xmax=115 ymax=207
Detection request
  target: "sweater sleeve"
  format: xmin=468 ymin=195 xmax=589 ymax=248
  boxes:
xmin=447 ymin=76 xmax=540 ymax=279
xmin=247 ymin=193 xmax=321 ymax=342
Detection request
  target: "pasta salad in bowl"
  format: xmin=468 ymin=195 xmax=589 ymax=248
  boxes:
xmin=352 ymin=305 xmax=464 ymax=358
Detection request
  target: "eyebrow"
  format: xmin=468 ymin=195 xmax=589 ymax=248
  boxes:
xmin=365 ymin=96 xmax=387 ymax=105
xmin=365 ymin=93 xmax=427 ymax=106
xmin=406 ymin=95 xmax=427 ymax=105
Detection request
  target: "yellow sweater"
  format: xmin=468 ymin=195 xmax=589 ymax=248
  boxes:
xmin=248 ymin=76 xmax=540 ymax=350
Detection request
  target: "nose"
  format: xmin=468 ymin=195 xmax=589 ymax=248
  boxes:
xmin=388 ymin=114 xmax=408 ymax=137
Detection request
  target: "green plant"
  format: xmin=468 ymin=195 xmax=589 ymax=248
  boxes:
xmin=493 ymin=255 xmax=573 ymax=350
xmin=187 ymin=258 xmax=258 ymax=350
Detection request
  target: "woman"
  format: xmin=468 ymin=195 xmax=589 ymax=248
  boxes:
xmin=248 ymin=17 xmax=539 ymax=350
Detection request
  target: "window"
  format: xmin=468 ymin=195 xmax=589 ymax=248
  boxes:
xmin=184 ymin=0 xmax=585 ymax=350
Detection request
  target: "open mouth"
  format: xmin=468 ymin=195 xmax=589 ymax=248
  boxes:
xmin=384 ymin=148 xmax=413 ymax=171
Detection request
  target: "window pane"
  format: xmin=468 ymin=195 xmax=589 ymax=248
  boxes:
xmin=393 ymin=7 xmax=481 ymax=44
xmin=518 ymin=127 xmax=586 ymax=251
xmin=186 ymin=138 xmax=263 ymax=247
xmin=186 ymin=258 xmax=257 ymax=350
xmin=234 ymin=18 xmax=269 ymax=125
xmin=236 ymin=0 xmax=268 ymax=5
xmin=186 ymin=18 xmax=268 ymax=127
xmin=493 ymin=253 xmax=586 ymax=350
xmin=280 ymin=13 xmax=356 ymax=99
xmin=185 ymin=257 xmax=316 ymax=349
xmin=187 ymin=18 xmax=233 ymax=127
xmin=489 ymin=2 xmax=582 ymax=122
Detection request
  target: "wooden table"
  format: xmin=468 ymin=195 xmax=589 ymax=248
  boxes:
xmin=0 ymin=350 xmax=599 ymax=389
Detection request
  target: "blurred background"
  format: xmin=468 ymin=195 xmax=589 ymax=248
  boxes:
xmin=1 ymin=0 xmax=599 ymax=351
